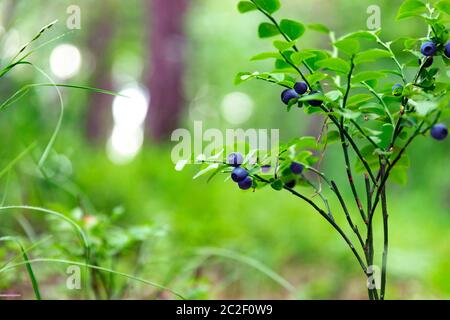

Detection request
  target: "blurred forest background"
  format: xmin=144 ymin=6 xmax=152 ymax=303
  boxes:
xmin=0 ymin=0 xmax=448 ymax=299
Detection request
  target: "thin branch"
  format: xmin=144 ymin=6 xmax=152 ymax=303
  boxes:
xmin=254 ymin=174 xmax=368 ymax=274
xmin=380 ymin=162 xmax=389 ymax=300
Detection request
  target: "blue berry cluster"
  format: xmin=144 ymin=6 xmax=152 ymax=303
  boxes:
xmin=281 ymin=82 xmax=322 ymax=107
xmin=389 ymin=40 xmax=449 ymax=141
xmin=227 ymin=153 xmax=253 ymax=190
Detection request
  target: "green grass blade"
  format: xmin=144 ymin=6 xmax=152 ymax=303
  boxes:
xmin=0 ymin=237 xmax=42 ymax=300
xmin=0 ymin=206 xmax=90 ymax=265
xmin=0 ymin=142 xmax=37 ymax=180
xmin=0 ymin=258 xmax=185 ymax=300
xmin=196 ymin=247 xmax=297 ymax=295
xmin=8 ymin=20 xmax=58 ymax=64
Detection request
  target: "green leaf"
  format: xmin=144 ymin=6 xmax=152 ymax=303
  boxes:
xmin=302 ymin=50 xmax=330 ymax=70
xmin=390 ymin=166 xmax=409 ymax=185
xmin=409 ymin=99 xmax=438 ymax=116
xmin=290 ymin=51 xmax=316 ymax=65
xmin=316 ymin=58 xmax=350 ymax=74
xmin=273 ymin=40 xmax=296 ymax=51
xmin=238 ymin=1 xmax=257 ymax=13
xmin=352 ymin=71 xmax=385 ymax=83
xmin=355 ymin=49 xmax=392 ymax=64
xmin=307 ymin=23 xmax=330 ymax=34
xmin=280 ymin=19 xmax=305 ymax=40
xmin=396 ymin=0 xmax=426 ymax=20
xmin=359 ymin=103 xmax=387 ymax=116
xmin=258 ymin=22 xmax=280 ymax=38
xmin=290 ymin=136 xmax=322 ymax=151
xmin=333 ymin=38 xmax=360 ymax=55
xmin=306 ymin=72 xmax=328 ymax=84
xmin=271 ymin=179 xmax=284 ymax=191
xmin=346 ymin=94 xmax=373 ymax=108
xmin=193 ymin=163 xmax=220 ymax=180
xmin=340 ymin=31 xmax=377 ymax=41
xmin=436 ymin=0 xmax=450 ymax=15
xmin=334 ymin=109 xmax=361 ymax=120
xmin=253 ymin=0 xmax=281 ymax=14
xmin=251 ymin=52 xmax=282 ymax=61
xmin=378 ymin=124 xmax=394 ymax=149
xmin=326 ymin=90 xmax=343 ymax=101
xmin=326 ymin=130 xmax=341 ymax=143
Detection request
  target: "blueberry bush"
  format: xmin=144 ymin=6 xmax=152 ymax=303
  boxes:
xmin=193 ymin=0 xmax=450 ymax=300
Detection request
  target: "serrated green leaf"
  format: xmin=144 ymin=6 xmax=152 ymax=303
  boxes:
xmin=258 ymin=22 xmax=280 ymax=38
xmin=316 ymin=57 xmax=350 ymax=74
xmin=238 ymin=1 xmax=257 ymax=13
xmin=396 ymin=0 xmax=426 ymax=20
xmin=253 ymin=0 xmax=281 ymax=14
xmin=280 ymin=19 xmax=305 ymax=40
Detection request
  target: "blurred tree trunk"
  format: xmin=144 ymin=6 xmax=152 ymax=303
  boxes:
xmin=85 ymin=7 xmax=116 ymax=143
xmin=145 ymin=0 xmax=189 ymax=142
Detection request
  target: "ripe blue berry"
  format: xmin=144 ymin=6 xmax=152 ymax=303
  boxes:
xmin=281 ymin=89 xmax=299 ymax=105
xmin=392 ymin=84 xmax=403 ymax=96
xmin=445 ymin=42 xmax=450 ymax=58
xmin=231 ymin=167 xmax=248 ymax=182
xmin=290 ymin=162 xmax=304 ymax=175
xmin=227 ymin=152 xmax=244 ymax=167
xmin=294 ymin=82 xmax=308 ymax=95
xmin=307 ymin=91 xmax=322 ymax=107
xmin=421 ymin=41 xmax=437 ymax=57
xmin=430 ymin=123 xmax=448 ymax=141
xmin=238 ymin=176 xmax=253 ymax=190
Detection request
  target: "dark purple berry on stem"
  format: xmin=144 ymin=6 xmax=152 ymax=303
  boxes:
xmin=419 ymin=57 xmax=433 ymax=68
xmin=392 ymin=83 xmax=403 ymax=96
xmin=238 ymin=176 xmax=253 ymax=190
xmin=294 ymin=82 xmax=308 ymax=95
xmin=421 ymin=41 xmax=437 ymax=57
xmin=231 ymin=167 xmax=248 ymax=183
xmin=285 ymin=180 xmax=296 ymax=189
xmin=290 ymin=162 xmax=304 ymax=175
xmin=281 ymin=89 xmax=299 ymax=105
xmin=307 ymin=91 xmax=322 ymax=107
xmin=445 ymin=42 xmax=450 ymax=58
xmin=430 ymin=123 xmax=448 ymax=141
xmin=227 ymin=152 xmax=244 ymax=167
